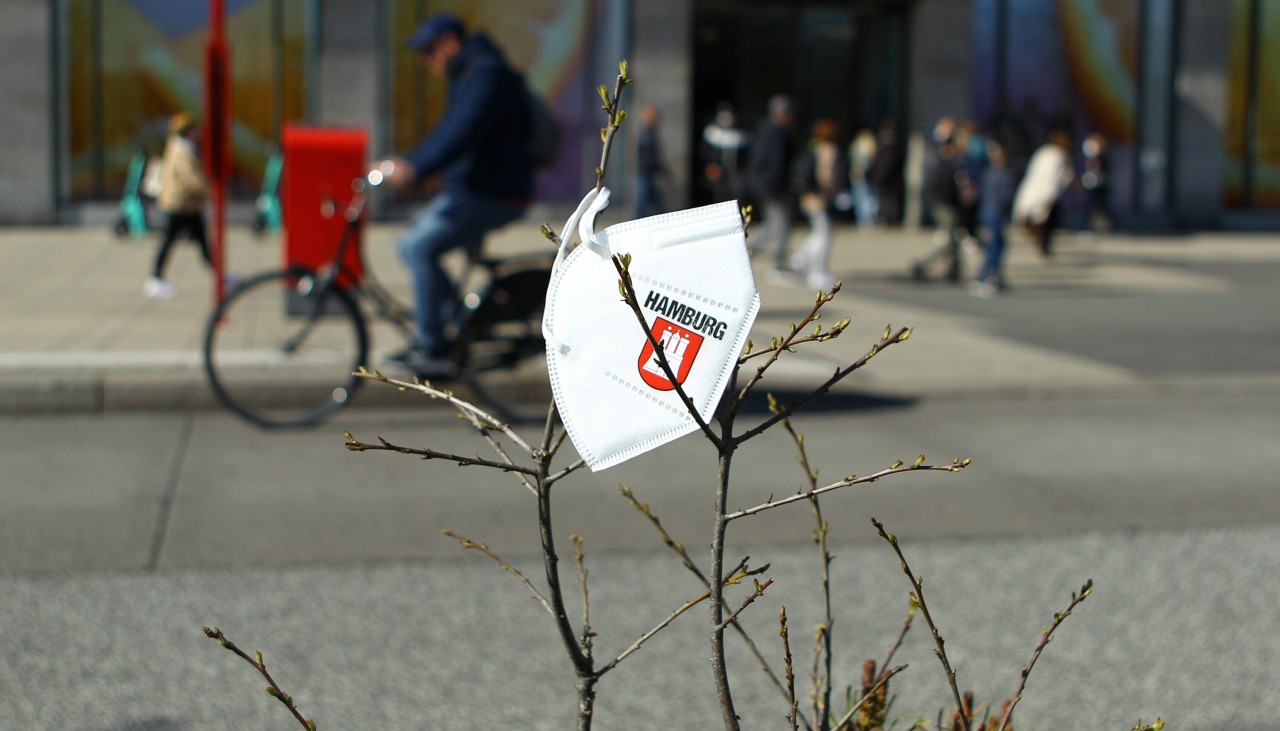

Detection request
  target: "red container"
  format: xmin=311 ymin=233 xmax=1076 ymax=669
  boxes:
xmin=281 ymin=124 xmax=367 ymax=282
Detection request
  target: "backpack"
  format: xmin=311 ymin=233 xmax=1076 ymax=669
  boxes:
xmin=524 ymin=83 xmax=561 ymax=169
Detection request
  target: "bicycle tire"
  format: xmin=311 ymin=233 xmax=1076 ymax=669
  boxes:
xmin=204 ymin=267 xmax=370 ymax=429
xmin=456 ymin=266 xmax=553 ymax=424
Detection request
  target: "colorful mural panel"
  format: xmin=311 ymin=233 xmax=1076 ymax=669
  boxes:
xmin=66 ymin=0 xmax=308 ymax=200
xmin=971 ymin=0 xmax=1138 ymax=214
xmin=1225 ymin=0 xmax=1280 ymax=208
xmin=389 ymin=0 xmax=600 ymax=201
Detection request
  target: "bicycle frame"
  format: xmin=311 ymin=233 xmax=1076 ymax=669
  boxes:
xmin=309 ymin=175 xmax=416 ymax=342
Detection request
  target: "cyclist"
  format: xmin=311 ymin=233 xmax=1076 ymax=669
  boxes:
xmin=376 ymin=13 xmax=533 ymax=377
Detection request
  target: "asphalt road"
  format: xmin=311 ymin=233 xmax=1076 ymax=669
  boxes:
xmin=3 ymin=236 xmax=1278 ymax=730
xmin=3 ymin=388 xmax=1279 ymax=730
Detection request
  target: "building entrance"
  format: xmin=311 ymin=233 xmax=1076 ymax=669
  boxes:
xmin=690 ymin=0 xmax=910 ymax=206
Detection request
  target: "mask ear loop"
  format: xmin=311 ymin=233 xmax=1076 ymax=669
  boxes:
xmin=550 ymin=187 xmax=612 ymax=275
xmin=544 ymin=187 xmax=613 ymax=354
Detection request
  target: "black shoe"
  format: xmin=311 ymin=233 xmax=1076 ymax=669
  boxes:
xmin=386 ymin=346 xmax=458 ymax=379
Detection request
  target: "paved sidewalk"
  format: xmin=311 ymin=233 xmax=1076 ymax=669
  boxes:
xmin=3 ymin=215 xmax=1279 ymax=415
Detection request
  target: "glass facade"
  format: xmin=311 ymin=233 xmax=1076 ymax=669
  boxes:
xmin=1225 ymin=0 xmax=1280 ymax=208
xmin=63 ymin=0 xmax=309 ymax=200
xmin=46 ymin=0 xmax=1280 ymax=219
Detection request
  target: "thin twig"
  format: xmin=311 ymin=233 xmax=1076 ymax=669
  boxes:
xmin=594 ymin=60 xmax=632 ymax=191
xmin=781 ymin=607 xmax=799 ymax=731
xmin=719 ymin=578 xmax=774 ymax=629
xmin=541 ymin=398 xmax=560 ymax=454
xmin=735 ymin=286 xmax=849 ymax=403
xmin=547 ymin=459 xmax=587 ymax=485
xmin=353 ymin=369 xmax=535 ymax=453
xmin=350 ymin=370 xmax=538 ymax=493
xmin=618 ymin=485 xmax=797 ymax=720
xmin=773 ymin=405 xmax=835 ymax=731
xmin=611 ymin=253 xmax=723 ymax=448
xmin=201 ymin=627 xmax=317 ymax=730
xmin=345 ymin=434 xmax=538 ymax=476
xmin=572 ymin=535 xmax=593 ymax=653
xmin=996 ymin=579 xmax=1094 ymax=731
xmin=872 ymin=518 xmax=969 ymax=731
xmin=879 ymin=599 xmax=918 ymax=683
xmin=725 ymin=457 xmax=971 ymax=521
xmin=619 ymin=485 xmax=708 ymax=582
xmin=830 ymin=664 xmax=908 ymax=731
xmin=547 ymin=420 xmax=570 ymax=459
xmin=442 ymin=530 xmax=554 ymax=616
xmin=596 ymin=589 xmax=710 ymax=676
xmin=598 ymin=561 xmax=767 ymax=678
xmin=733 ymin=326 xmax=913 ymax=446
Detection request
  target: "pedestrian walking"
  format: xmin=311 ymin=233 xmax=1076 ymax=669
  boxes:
xmin=633 ymin=103 xmax=668 ymax=219
xmin=1081 ymin=131 xmax=1112 ymax=232
xmin=790 ymin=118 xmax=844 ymax=291
xmin=700 ymin=102 xmax=750 ymax=203
xmin=849 ymin=127 xmax=879 ymax=228
xmin=146 ymin=112 xmax=214 ymax=299
xmin=970 ymin=141 xmax=1017 ymax=297
xmin=911 ymin=119 xmax=965 ymax=282
xmin=1012 ymin=129 xmax=1074 ymax=258
xmin=870 ymin=119 xmax=906 ymax=226
xmin=745 ymin=94 xmax=797 ymax=274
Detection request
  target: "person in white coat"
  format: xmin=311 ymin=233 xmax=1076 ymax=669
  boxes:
xmin=1012 ymin=129 xmax=1074 ymax=258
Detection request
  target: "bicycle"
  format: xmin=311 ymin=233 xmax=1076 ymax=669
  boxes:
xmin=203 ymin=171 xmax=553 ymax=429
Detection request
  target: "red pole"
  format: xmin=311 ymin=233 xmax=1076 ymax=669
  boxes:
xmin=204 ymin=0 xmax=230 ymax=303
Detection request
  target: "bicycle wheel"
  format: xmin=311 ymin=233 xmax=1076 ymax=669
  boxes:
xmin=457 ymin=266 xmax=553 ymax=424
xmin=204 ymin=268 xmax=369 ymax=428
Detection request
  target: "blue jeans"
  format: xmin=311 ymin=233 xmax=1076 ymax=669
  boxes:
xmin=397 ymin=191 xmax=525 ymax=355
xmin=749 ymin=196 xmax=794 ymax=270
xmin=633 ymin=173 xmax=665 ymax=219
xmin=977 ymin=209 xmax=1008 ymax=285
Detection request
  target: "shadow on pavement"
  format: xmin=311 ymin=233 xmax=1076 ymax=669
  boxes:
xmin=737 ymin=387 xmax=917 ymax=416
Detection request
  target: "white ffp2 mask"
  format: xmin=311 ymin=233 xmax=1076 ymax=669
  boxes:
xmin=543 ymin=188 xmax=760 ymax=471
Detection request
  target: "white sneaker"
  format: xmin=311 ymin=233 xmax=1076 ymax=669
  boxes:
xmin=806 ymin=272 xmax=837 ymax=292
xmin=968 ymin=279 xmax=997 ymax=299
xmin=144 ymin=277 xmax=176 ymax=299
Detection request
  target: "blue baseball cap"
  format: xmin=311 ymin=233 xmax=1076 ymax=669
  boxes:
xmin=406 ymin=13 xmax=464 ymax=51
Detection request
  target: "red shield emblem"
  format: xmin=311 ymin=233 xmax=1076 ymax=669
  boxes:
xmin=638 ymin=318 xmax=704 ymax=391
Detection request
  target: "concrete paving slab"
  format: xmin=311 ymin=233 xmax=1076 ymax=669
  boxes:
xmin=0 ymin=412 xmax=191 ymax=572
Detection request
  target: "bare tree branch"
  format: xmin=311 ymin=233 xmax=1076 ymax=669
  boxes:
xmin=201 ymin=626 xmax=317 ymax=730
xmin=718 ymin=577 xmax=774 ymax=630
xmin=781 ymin=607 xmax=799 ymax=731
xmin=618 ymin=485 xmax=798 ymax=722
xmin=350 ymin=370 xmax=538 ymax=493
xmin=611 ymin=253 xmax=723 ymax=449
xmin=354 ymin=369 xmax=535 ymax=449
xmin=595 ymin=589 xmax=710 ymax=677
xmin=345 ymin=433 xmax=539 ymax=476
xmin=872 ymin=518 xmax=969 ymax=731
xmin=830 ymin=664 xmax=907 ymax=731
xmin=732 ymin=326 xmax=913 ymax=446
xmin=996 ymin=579 xmax=1094 ymax=731
xmin=442 ymin=530 xmax=554 ymax=616
xmin=547 ymin=459 xmax=587 ymax=485
xmin=735 ymin=286 xmax=849 ymax=403
xmin=572 ymin=535 xmax=593 ymax=653
xmin=725 ymin=457 xmax=971 ymax=521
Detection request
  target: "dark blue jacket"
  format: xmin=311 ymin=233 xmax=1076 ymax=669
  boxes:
xmin=979 ymin=165 xmax=1016 ymax=219
xmin=404 ymin=33 xmax=533 ymax=204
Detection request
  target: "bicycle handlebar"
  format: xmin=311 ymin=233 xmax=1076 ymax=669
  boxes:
xmin=360 ymin=159 xmax=395 ymax=190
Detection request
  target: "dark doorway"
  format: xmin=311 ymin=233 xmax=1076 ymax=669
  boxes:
xmin=691 ymin=0 xmax=911 ymax=206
